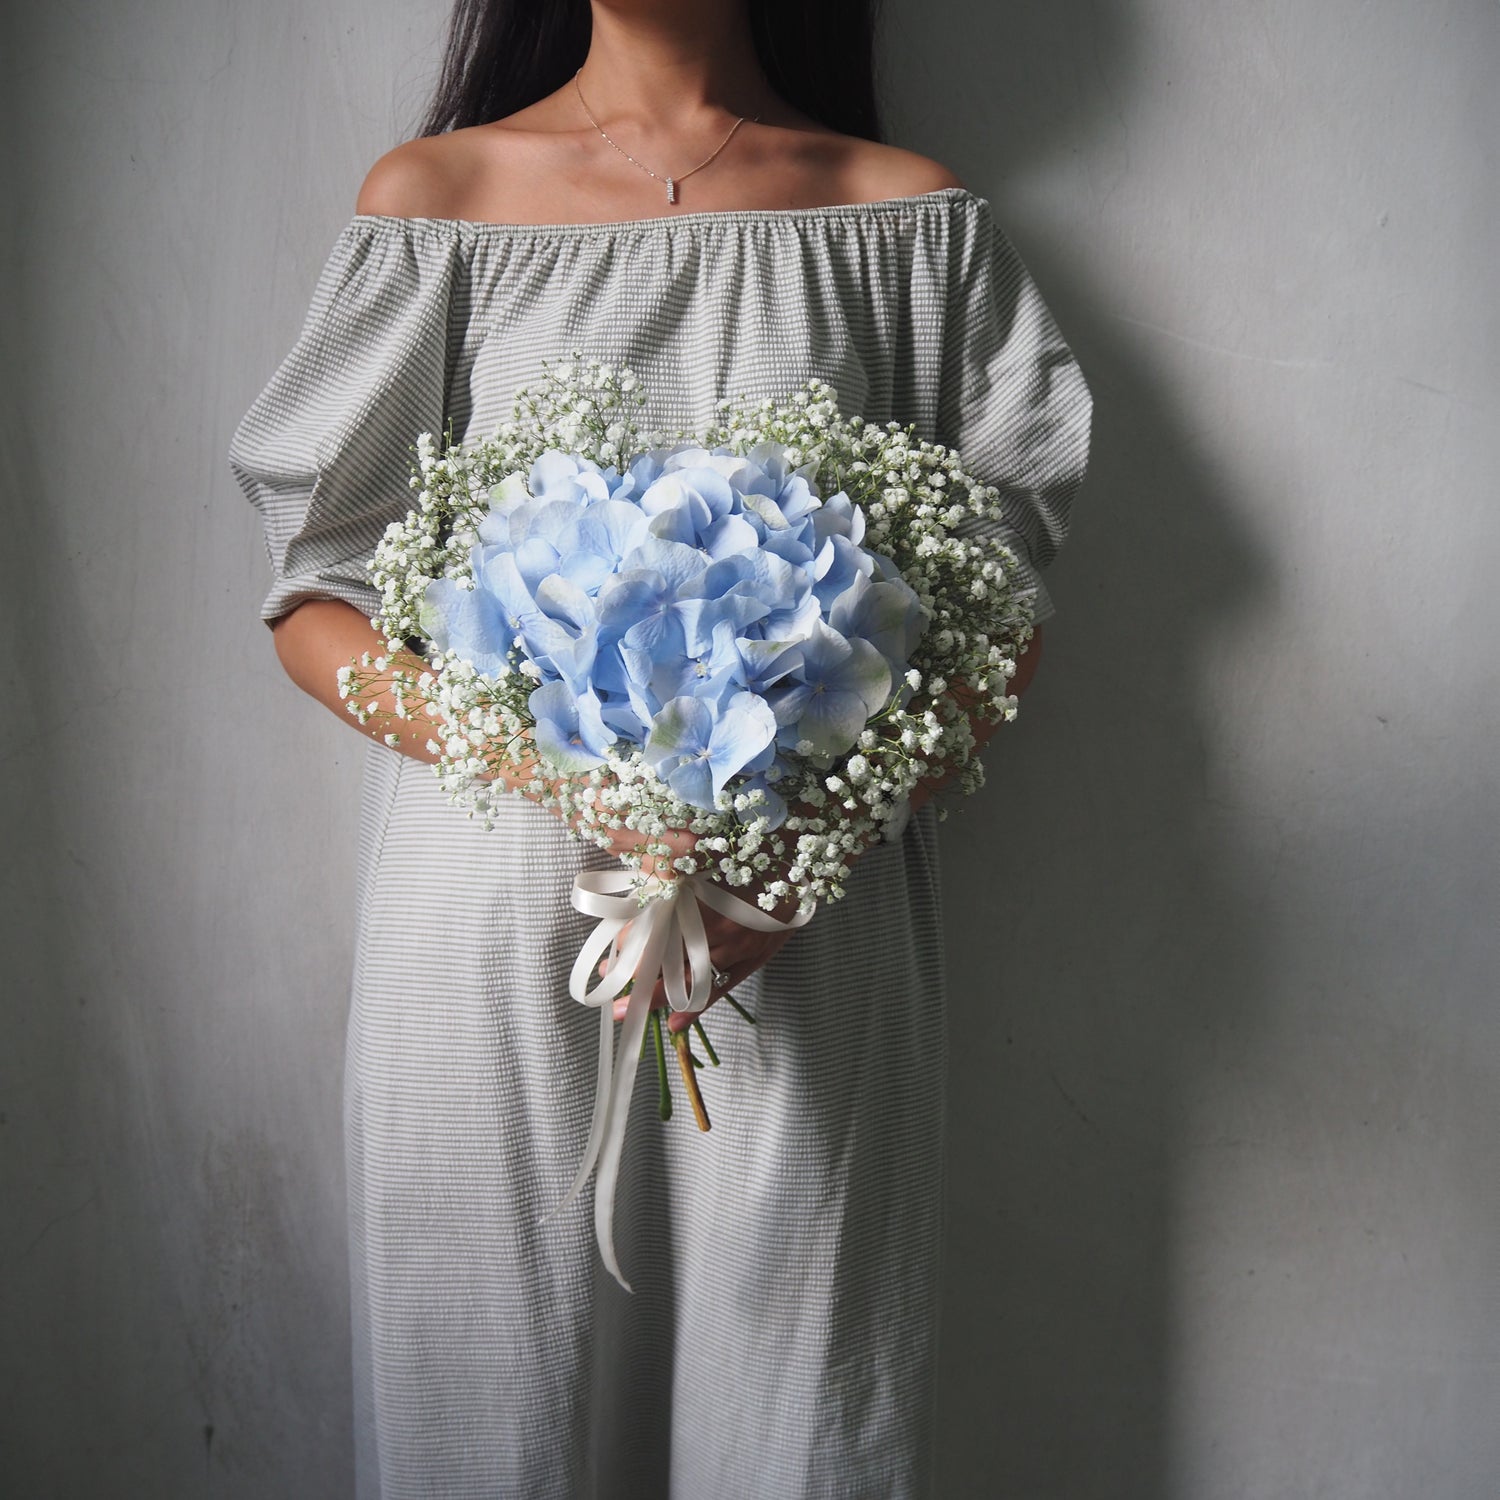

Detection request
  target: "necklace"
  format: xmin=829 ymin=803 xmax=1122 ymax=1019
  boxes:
xmin=573 ymin=71 xmax=757 ymax=205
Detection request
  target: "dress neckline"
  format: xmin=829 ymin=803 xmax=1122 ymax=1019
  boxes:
xmin=350 ymin=186 xmax=981 ymax=239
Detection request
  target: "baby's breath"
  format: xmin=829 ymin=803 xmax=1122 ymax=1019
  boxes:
xmin=343 ymin=355 xmax=1035 ymax=912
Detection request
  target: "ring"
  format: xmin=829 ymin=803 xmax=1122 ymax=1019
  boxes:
xmin=711 ymin=968 xmax=732 ymax=991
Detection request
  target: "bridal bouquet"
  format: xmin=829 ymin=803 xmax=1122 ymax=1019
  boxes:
xmin=340 ymin=356 xmax=1034 ymax=1285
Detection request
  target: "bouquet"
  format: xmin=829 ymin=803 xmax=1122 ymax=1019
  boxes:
xmin=341 ymin=356 xmax=1034 ymax=1286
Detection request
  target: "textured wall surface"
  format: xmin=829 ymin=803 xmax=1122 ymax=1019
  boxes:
xmin=2 ymin=1 xmax=1495 ymax=1496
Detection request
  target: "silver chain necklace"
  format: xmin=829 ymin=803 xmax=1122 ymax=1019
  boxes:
xmin=573 ymin=71 xmax=757 ymax=205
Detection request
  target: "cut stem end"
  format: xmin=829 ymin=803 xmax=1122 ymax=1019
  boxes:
xmin=671 ymin=1029 xmax=712 ymax=1133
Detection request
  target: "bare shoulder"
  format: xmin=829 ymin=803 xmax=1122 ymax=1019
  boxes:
xmin=354 ymin=128 xmax=508 ymax=218
xmin=357 ymin=137 xmax=459 ymax=218
xmin=836 ymin=140 xmax=966 ymax=203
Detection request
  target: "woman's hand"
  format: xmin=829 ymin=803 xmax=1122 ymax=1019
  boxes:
xmin=608 ymin=895 xmax=797 ymax=1033
xmin=907 ymin=625 xmax=1045 ymax=814
xmin=603 ymin=842 xmax=807 ymax=1032
xmin=566 ymin=790 xmax=700 ymax=881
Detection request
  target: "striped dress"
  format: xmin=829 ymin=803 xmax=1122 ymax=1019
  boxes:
xmin=229 ymin=188 xmax=1090 ymax=1500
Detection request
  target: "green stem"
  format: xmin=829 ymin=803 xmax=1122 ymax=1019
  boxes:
xmin=692 ymin=1019 xmax=721 ymax=1067
xmin=649 ymin=1008 xmax=672 ymax=1121
xmin=724 ymin=993 xmax=757 ymax=1026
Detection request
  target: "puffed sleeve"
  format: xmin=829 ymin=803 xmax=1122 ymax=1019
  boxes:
xmin=228 ymin=218 xmax=465 ymax=625
xmin=938 ymin=197 xmax=1092 ymax=623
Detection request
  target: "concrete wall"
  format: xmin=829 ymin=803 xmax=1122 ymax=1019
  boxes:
xmin=3 ymin=1 xmax=1494 ymax=1495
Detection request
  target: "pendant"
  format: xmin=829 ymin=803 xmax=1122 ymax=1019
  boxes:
xmin=666 ymin=177 xmax=676 ymax=205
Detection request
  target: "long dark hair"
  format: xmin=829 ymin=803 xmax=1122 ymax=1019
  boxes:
xmin=418 ymin=0 xmax=884 ymax=143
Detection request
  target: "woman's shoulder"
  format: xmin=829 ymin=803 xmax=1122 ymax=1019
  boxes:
xmin=354 ymin=129 xmax=499 ymax=219
xmin=823 ymin=138 xmax=967 ymax=204
xmin=763 ymin=119 xmax=966 ymax=207
xmin=356 ymin=123 xmax=966 ymax=223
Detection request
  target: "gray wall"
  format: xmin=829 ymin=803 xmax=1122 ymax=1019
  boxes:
xmin=3 ymin=1 xmax=1494 ymax=1495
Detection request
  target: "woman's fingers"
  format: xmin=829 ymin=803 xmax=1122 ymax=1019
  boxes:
xmin=588 ymin=816 xmax=699 ymax=873
xmin=660 ymin=929 xmax=790 ymax=1027
xmin=605 ymin=926 xmax=789 ymax=1021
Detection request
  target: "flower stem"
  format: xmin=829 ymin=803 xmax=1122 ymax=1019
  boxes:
xmin=724 ymin=992 xmax=757 ymax=1026
xmin=692 ymin=1019 xmax=720 ymax=1067
xmin=649 ymin=1008 xmax=672 ymax=1121
xmin=672 ymin=1028 xmax=712 ymax=1133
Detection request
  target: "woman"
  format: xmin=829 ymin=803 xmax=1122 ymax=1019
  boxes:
xmin=230 ymin=1 xmax=1091 ymax=1494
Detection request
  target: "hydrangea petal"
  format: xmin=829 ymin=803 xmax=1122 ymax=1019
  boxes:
xmin=474 ymin=549 xmax=543 ymax=633
xmin=514 ymin=535 xmax=562 ymax=592
xmin=529 ymin=680 xmax=607 ymax=771
xmin=792 ymin=687 xmax=871 ymax=758
xmin=620 ymin=536 xmax=706 ymax=594
xmin=420 ymin=578 xmax=515 ymax=678
xmin=643 ymin=696 xmax=713 ymax=768
xmin=664 ymin=757 xmax=715 ymax=810
xmin=702 ymin=513 xmax=760 ymax=560
xmin=706 ymin=693 xmax=778 ymax=799
xmin=534 ymin=575 xmax=596 ymax=632
xmin=734 ymin=636 xmax=803 ymax=691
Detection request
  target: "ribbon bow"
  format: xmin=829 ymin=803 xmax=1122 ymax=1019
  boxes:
xmin=554 ymin=869 xmax=812 ymax=1290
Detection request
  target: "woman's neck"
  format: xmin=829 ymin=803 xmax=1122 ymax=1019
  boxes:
xmin=577 ymin=0 xmax=776 ymax=129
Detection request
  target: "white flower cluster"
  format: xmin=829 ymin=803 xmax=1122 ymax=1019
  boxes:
xmin=343 ymin=354 xmax=1034 ymax=913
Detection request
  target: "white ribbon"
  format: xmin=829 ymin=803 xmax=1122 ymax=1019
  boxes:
xmin=554 ymin=868 xmax=812 ymax=1290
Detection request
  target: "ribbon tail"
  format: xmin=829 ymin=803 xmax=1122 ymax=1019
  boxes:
xmin=672 ymin=881 xmax=715 ymax=1013
xmin=591 ymin=911 xmax=673 ymax=1292
xmin=542 ymin=914 xmax=633 ymax=1225
xmin=591 ymin=983 xmax=652 ymax=1292
xmin=544 ymin=998 xmax=617 ymax=1224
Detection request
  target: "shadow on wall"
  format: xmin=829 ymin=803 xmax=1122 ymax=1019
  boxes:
xmin=886 ymin=3 xmax=1274 ymax=1496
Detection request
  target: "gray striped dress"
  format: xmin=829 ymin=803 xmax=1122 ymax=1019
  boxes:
xmin=229 ymin=188 xmax=1090 ymax=1500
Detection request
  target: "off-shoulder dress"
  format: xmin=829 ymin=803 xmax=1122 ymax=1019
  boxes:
xmin=230 ymin=187 xmax=1090 ymax=1500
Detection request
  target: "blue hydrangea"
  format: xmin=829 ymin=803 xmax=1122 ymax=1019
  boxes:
xmin=422 ymin=444 xmax=926 ymax=820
